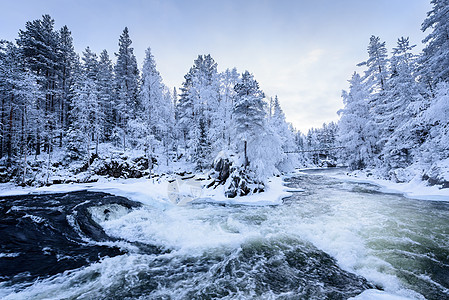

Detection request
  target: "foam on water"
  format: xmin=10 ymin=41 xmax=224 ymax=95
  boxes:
xmin=2 ymin=171 xmax=448 ymax=299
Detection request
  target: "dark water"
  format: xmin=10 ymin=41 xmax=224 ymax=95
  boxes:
xmin=1 ymin=170 xmax=448 ymax=299
xmin=0 ymin=191 xmax=160 ymax=284
xmin=0 ymin=189 xmax=373 ymax=299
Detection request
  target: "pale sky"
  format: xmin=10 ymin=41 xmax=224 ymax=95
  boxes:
xmin=0 ymin=0 xmax=431 ymax=133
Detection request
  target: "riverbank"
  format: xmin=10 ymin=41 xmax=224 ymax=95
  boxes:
xmin=310 ymin=167 xmax=449 ymax=202
xmin=0 ymin=172 xmax=293 ymax=207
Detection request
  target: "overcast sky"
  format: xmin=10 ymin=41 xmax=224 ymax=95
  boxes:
xmin=0 ymin=0 xmax=431 ymax=133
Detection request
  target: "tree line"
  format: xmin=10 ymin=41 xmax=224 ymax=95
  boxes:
xmin=0 ymin=15 xmax=297 ymax=183
xmin=337 ymin=0 xmax=449 ymax=182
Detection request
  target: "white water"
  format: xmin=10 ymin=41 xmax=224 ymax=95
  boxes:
xmin=2 ymin=169 xmax=448 ymax=299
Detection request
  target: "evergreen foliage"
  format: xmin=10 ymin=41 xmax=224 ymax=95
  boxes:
xmin=2 ymin=1 xmax=449 ymax=188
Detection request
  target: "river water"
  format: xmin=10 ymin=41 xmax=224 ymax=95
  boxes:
xmin=0 ymin=169 xmax=448 ymax=299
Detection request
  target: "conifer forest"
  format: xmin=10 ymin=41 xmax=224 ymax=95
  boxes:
xmin=1 ymin=1 xmax=449 ymax=299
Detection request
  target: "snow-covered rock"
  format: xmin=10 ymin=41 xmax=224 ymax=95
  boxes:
xmin=423 ymin=158 xmax=449 ymax=188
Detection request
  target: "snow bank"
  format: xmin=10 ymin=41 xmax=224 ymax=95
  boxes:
xmin=0 ymin=174 xmax=293 ymax=207
xmin=324 ymin=169 xmax=449 ymax=202
xmin=200 ymin=175 xmax=291 ymax=206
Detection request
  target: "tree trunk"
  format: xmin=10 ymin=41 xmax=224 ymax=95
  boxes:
xmin=46 ymin=140 xmax=51 ymax=185
xmin=0 ymin=97 xmax=5 ymax=159
xmin=7 ymin=103 xmax=13 ymax=166
xmin=123 ymin=129 xmax=126 ymax=152
xmin=95 ymin=134 xmax=99 ymax=156
xmin=36 ymin=131 xmax=41 ymax=156
xmin=244 ymin=140 xmax=249 ymax=168
xmin=22 ymin=106 xmax=28 ymax=185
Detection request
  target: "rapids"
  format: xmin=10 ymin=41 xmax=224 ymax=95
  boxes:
xmin=1 ymin=169 xmax=448 ymax=299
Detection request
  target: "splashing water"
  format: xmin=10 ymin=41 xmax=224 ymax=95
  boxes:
xmin=1 ymin=169 xmax=448 ymax=299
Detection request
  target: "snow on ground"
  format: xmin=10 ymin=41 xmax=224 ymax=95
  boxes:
xmin=200 ymin=176 xmax=291 ymax=206
xmin=304 ymin=168 xmax=449 ymax=202
xmin=0 ymin=173 xmax=293 ymax=207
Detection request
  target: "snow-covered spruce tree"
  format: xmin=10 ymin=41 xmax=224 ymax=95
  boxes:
xmin=358 ymin=36 xmax=389 ymax=93
xmin=317 ymin=122 xmax=339 ymax=165
xmin=0 ymin=41 xmax=42 ymax=175
xmin=219 ymin=68 xmax=240 ymax=148
xmin=13 ymin=72 xmax=43 ymax=183
xmin=67 ymin=48 xmax=104 ymax=160
xmin=233 ymin=71 xmax=265 ymax=168
xmin=305 ymin=128 xmax=320 ymax=164
xmin=338 ymin=72 xmax=377 ymax=170
xmin=97 ymin=50 xmax=115 ymax=141
xmin=420 ymin=0 xmax=449 ymax=86
xmin=114 ymin=27 xmax=139 ymax=150
xmin=293 ymin=130 xmax=310 ymax=166
xmin=176 ymin=54 xmax=221 ymax=168
xmin=137 ymin=47 xmax=176 ymax=165
xmin=232 ymin=71 xmax=283 ymax=180
xmin=56 ymin=25 xmax=77 ymax=147
xmin=269 ymin=95 xmax=297 ymax=171
xmin=357 ymin=36 xmax=389 ymax=164
xmin=82 ymin=47 xmax=98 ymax=81
xmin=379 ymin=38 xmax=427 ymax=176
xmin=304 ymin=125 xmax=338 ymax=166
xmin=17 ymin=14 xmax=60 ymax=156
xmin=0 ymin=41 xmax=23 ymax=163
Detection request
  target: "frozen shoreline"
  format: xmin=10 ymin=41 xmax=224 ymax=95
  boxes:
xmin=295 ymin=168 xmax=449 ymax=202
xmin=0 ymin=173 xmax=293 ymax=207
xmin=2 ymin=167 xmax=448 ymax=204
xmin=307 ymin=168 xmax=449 ymax=202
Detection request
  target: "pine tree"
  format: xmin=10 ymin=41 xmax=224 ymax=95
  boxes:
xmin=419 ymin=82 xmax=449 ymax=165
xmin=67 ymin=48 xmax=104 ymax=159
xmin=97 ymin=50 xmax=115 ymax=140
xmin=233 ymin=71 xmax=266 ymax=167
xmin=17 ymin=15 xmax=60 ymax=155
xmin=379 ymin=38 xmax=426 ymax=172
xmin=176 ymin=54 xmax=220 ymax=163
xmin=220 ymin=68 xmax=239 ymax=147
xmin=138 ymin=47 xmax=164 ymax=160
xmin=68 ymin=74 xmax=102 ymax=159
xmin=114 ymin=27 xmax=139 ymax=150
xmin=420 ymin=0 xmax=449 ymax=84
xmin=0 ymin=41 xmax=42 ymax=168
xmin=193 ymin=115 xmax=211 ymax=170
xmin=338 ymin=72 xmax=377 ymax=170
xmin=269 ymin=95 xmax=296 ymax=171
xmin=357 ymin=36 xmax=389 ymax=161
xmin=358 ymin=35 xmax=389 ymax=92
xmin=56 ymin=25 xmax=77 ymax=147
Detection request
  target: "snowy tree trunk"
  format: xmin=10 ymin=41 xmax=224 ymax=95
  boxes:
xmin=244 ymin=140 xmax=249 ymax=168
xmin=22 ymin=106 xmax=28 ymax=184
xmin=46 ymin=140 xmax=51 ymax=185
xmin=95 ymin=133 xmax=99 ymax=156
xmin=7 ymin=104 xmax=13 ymax=166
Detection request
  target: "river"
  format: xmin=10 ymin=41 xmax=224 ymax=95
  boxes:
xmin=0 ymin=169 xmax=448 ymax=299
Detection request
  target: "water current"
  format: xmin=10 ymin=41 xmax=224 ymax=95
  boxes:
xmin=0 ymin=169 xmax=448 ymax=299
